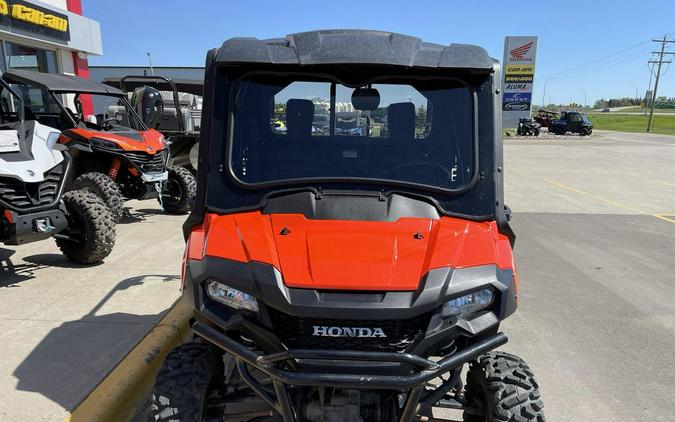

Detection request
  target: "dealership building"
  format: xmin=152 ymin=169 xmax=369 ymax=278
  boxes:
xmin=0 ymin=0 xmax=101 ymax=113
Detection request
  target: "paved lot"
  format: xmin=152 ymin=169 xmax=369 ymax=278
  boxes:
xmin=1 ymin=130 xmax=674 ymax=421
xmin=0 ymin=203 xmax=185 ymax=422
xmin=495 ymin=130 xmax=675 ymax=421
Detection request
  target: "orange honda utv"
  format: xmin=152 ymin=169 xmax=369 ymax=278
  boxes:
xmin=1 ymin=70 xmax=196 ymax=222
xmin=150 ymin=30 xmax=545 ymax=422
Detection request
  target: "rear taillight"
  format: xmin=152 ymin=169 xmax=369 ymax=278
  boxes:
xmin=2 ymin=209 xmax=13 ymax=224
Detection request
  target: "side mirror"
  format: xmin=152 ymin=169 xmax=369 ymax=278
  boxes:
xmin=131 ymin=86 xmax=164 ymax=129
xmin=504 ymin=205 xmax=513 ymax=222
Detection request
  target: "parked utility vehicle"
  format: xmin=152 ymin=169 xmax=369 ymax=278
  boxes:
xmin=0 ymin=77 xmax=115 ymax=264
xmin=103 ymin=75 xmax=203 ymax=173
xmin=150 ymin=30 xmax=545 ymax=422
xmin=549 ymin=111 xmax=593 ymax=136
xmin=517 ymin=117 xmax=541 ymax=136
xmin=1 ymin=70 xmax=196 ymax=221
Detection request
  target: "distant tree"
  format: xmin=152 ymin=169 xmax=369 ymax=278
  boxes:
xmin=415 ymin=105 xmax=427 ymax=136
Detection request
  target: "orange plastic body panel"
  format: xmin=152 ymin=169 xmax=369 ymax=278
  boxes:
xmin=187 ymin=212 xmax=514 ymax=292
xmin=60 ymin=128 xmax=165 ymax=154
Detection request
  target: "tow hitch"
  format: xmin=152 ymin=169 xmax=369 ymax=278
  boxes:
xmin=34 ymin=217 xmax=55 ymax=233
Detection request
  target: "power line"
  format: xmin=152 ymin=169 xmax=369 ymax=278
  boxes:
xmin=539 ymin=48 xmax=651 ymax=105
xmin=548 ymin=48 xmax=651 ymax=82
xmin=540 ymin=39 xmax=652 ymax=79
xmin=647 ymin=35 xmax=675 ymax=132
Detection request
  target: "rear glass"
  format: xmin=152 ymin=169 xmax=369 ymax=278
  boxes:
xmin=231 ymin=74 xmax=474 ymax=191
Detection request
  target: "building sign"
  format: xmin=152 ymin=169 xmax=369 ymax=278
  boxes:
xmin=503 ymin=92 xmax=532 ymax=111
xmin=0 ymin=0 xmax=70 ymax=42
xmin=502 ymin=36 xmax=537 ymax=128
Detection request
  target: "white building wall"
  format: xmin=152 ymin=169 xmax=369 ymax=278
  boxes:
xmin=57 ymin=49 xmax=76 ymax=109
xmin=37 ymin=0 xmax=68 ymax=10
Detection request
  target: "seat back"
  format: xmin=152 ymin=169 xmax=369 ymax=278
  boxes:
xmin=387 ymin=102 xmax=415 ymax=141
xmin=286 ymin=99 xmax=314 ymax=140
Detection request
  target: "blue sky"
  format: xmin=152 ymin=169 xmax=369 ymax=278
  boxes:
xmin=85 ymin=0 xmax=675 ymax=105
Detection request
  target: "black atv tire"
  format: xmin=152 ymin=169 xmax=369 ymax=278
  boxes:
xmin=533 ymin=128 xmax=540 ymax=136
xmin=72 ymin=172 xmax=125 ymax=222
xmin=56 ymin=191 xmax=116 ymax=264
xmin=149 ymin=342 xmax=224 ymax=422
xmin=161 ymin=166 xmax=196 ymax=215
xmin=580 ymin=127 xmax=592 ymax=136
xmin=463 ymin=351 xmax=545 ymax=422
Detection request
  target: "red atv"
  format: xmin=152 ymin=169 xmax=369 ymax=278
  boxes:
xmin=2 ymin=70 xmax=196 ymax=222
xmin=151 ymin=30 xmax=545 ymax=422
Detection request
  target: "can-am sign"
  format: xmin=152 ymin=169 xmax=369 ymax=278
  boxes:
xmin=502 ymin=36 xmax=538 ymax=128
xmin=0 ymin=0 xmax=70 ymax=42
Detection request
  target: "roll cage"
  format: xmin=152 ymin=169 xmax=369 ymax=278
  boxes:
xmin=0 ymin=69 xmax=148 ymax=132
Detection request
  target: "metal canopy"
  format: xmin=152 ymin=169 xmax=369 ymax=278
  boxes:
xmin=2 ymin=69 xmax=125 ymax=96
xmin=215 ymin=29 xmax=495 ymax=71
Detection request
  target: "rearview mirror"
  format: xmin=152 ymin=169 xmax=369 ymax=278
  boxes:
xmin=351 ymin=87 xmax=380 ymax=111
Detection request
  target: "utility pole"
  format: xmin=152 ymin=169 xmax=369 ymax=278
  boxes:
xmin=579 ymin=90 xmax=587 ymax=108
xmin=647 ymin=35 xmax=675 ymax=132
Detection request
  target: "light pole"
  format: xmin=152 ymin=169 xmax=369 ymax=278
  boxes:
xmin=628 ymin=84 xmax=638 ymax=102
xmin=578 ymin=90 xmax=587 ymax=109
xmin=541 ymin=77 xmax=554 ymax=107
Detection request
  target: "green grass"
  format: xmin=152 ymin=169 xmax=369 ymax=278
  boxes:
xmin=614 ymin=106 xmax=675 ymax=113
xmin=588 ymin=113 xmax=675 ymax=135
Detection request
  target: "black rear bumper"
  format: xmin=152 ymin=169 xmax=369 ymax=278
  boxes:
xmin=192 ymin=321 xmax=508 ymax=422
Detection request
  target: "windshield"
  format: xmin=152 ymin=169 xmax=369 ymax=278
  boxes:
xmin=0 ymin=83 xmax=144 ymax=131
xmin=88 ymin=94 xmax=144 ymax=130
xmin=230 ymin=74 xmax=475 ymax=192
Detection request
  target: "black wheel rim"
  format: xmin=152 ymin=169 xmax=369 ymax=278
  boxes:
xmin=63 ymin=209 xmax=88 ymax=245
xmin=162 ymin=179 xmax=183 ymax=206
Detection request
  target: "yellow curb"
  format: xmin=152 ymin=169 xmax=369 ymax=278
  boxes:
xmin=63 ymin=298 xmax=192 ymax=422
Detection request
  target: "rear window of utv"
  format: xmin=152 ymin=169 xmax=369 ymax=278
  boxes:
xmin=226 ymin=73 xmax=479 ymax=195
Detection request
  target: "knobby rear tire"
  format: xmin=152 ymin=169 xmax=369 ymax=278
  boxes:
xmin=72 ymin=172 xmax=125 ymax=223
xmin=161 ymin=166 xmax=196 ymax=215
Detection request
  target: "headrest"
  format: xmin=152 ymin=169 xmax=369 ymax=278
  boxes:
xmin=286 ymin=99 xmax=314 ymax=139
xmin=387 ymin=102 xmax=415 ymax=140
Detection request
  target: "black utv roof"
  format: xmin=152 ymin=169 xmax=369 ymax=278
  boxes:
xmin=215 ymin=29 xmax=495 ymax=70
xmin=2 ymin=69 xmax=125 ymax=96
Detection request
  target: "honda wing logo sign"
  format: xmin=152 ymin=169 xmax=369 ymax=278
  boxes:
xmin=510 ymin=41 xmax=534 ymax=61
xmin=502 ymin=36 xmax=538 ymax=128
xmin=313 ymin=326 xmax=387 ymax=338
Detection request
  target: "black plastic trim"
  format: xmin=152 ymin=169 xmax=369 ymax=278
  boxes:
xmin=0 ymin=153 xmax=71 ymax=213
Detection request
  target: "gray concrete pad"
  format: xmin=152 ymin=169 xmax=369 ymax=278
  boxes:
xmin=437 ymin=131 xmax=675 ymax=421
xmin=1 ymin=130 xmax=674 ymax=421
xmin=0 ymin=202 xmax=184 ymax=422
